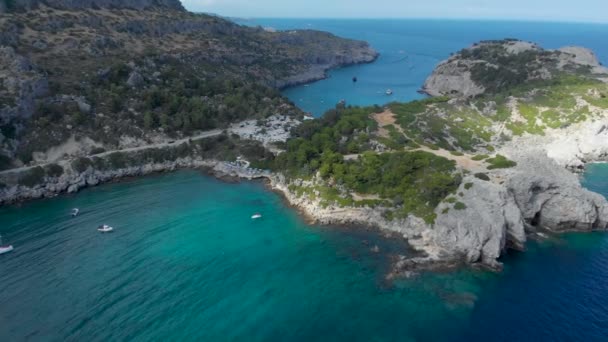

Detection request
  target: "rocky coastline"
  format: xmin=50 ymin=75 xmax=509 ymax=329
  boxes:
xmin=275 ymin=52 xmax=380 ymax=89
xmin=264 ymin=116 xmax=608 ymax=272
xmin=1 ymin=118 xmax=607 ymax=273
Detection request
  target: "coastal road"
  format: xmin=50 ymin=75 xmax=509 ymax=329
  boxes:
xmin=0 ymin=128 xmax=224 ymax=176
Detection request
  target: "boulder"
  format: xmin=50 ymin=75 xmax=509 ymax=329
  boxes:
xmin=126 ymin=71 xmax=144 ymax=88
xmin=76 ymin=99 xmax=92 ymax=114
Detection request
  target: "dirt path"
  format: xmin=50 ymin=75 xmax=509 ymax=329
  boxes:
xmin=352 ymin=193 xmax=381 ymax=201
xmin=370 ymin=109 xmax=487 ymax=172
xmin=413 ymin=146 xmax=486 ymax=171
xmin=0 ymin=128 xmax=223 ymax=176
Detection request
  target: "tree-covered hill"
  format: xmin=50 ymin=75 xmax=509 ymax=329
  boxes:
xmin=0 ymin=3 xmax=377 ymax=169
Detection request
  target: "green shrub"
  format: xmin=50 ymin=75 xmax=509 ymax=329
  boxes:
xmin=487 ymin=154 xmax=517 ymax=169
xmin=454 ymin=202 xmax=467 ymax=210
xmin=90 ymin=147 xmax=106 ymax=155
xmin=472 ymin=154 xmax=489 ymax=161
xmin=107 ymin=152 xmax=128 ymax=169
xmin=450 ymin=151 xmax=464 ymax=156
xmin=92 ymin=157 xmax=108 ymax=170
xmin=464 ymin=182 xmax=474 ymax=190
xmin=474 ymin=173 xmax=491 ymax=181
xmin=44 ymin=163 xmax=64 ymax=177
xmin=72 ymin=157 xmax=92 ymax=173
xmin=19 ymin=166 xmax=45 ymax=187
xmin=0 ymin=153 xmax=12 ymax=171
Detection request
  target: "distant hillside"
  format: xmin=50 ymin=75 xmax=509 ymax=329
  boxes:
xmin=0 ymin=0 xmax=185 ymax=12
xmin=423 ymin=39 xmax=608 ymax=97
xmin=0 ymin=5 xmax=377 ymax=169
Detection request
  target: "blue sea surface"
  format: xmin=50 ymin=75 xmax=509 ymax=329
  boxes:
xmin=1 ymin=169 xmax=607 ymax=341
xmin=244 ymin=19 xmax=608 ymax=116
xmin=2 ymin=19 xmax=608 ymax=341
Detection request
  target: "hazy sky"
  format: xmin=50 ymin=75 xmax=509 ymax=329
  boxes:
xmin=181 ymin=0 xmax=608 ymax=23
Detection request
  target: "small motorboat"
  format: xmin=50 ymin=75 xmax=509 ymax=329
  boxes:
xmin=386 ymin=89 xmax=394 ymax=96
xmin=0 ymin=235 xmax=14 ymax=255
xmin=251 ymin=213 xmax=262 ymax=220
xmin=97 ymin=225 xmax=114 ymax=233
xmin=71 ymin=208 xmax=80 ymax=217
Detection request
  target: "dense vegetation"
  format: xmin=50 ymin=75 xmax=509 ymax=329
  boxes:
xmin=456 ymin=40 xmax=596 ymax=94
xmin=273 ymin=105 xmax=461 ymax=223
xmin=0 ymin=6 xmax=375 ymax=167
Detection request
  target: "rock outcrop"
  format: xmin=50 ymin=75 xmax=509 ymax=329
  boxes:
xmin=0 ymin=156 xmax=217 ymax=205
xmin=432 ymin=178 xmax=526 ymax=268
xmin=422 ymin=39 xmax=608 ymax=98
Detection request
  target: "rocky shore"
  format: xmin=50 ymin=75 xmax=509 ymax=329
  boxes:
xmin=265 ymin=116 xmax=608 ymax=272
xmin=275 ymin=51 xmax=379 ymax=89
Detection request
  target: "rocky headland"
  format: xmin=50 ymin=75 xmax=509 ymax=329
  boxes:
xmin=266 ymin=39 xmax=608 ymax=272
xmin=422 ymin=39 xmax=608 ymax=97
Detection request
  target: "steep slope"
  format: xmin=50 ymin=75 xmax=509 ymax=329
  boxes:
xmin=0 ymin=4 xmax=377 ymax=169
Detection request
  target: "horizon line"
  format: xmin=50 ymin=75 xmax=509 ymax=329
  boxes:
xmin=195 ymin=13 xmax=608 ymax=25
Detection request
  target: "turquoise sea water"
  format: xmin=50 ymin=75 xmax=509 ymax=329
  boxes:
xmin=244 ymin=19 xmax=608 ymax=116
xmin=1 ymin=167 xmax=608 ymax=341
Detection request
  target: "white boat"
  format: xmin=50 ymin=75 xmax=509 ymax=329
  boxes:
xmin=71 ymin=208 xmax=80 ymax=217
xmin=0 ymin=235 xmax=13 ymax=255
xmin=386 ymin=89 xmax=393 ymax=96
xmin=97 ymin=225 xmax=114 ymax=233
xmin=0 ymin=245 xmax=14 ymax=255
xmin=251 ymin=213 xmax=262 ymax=220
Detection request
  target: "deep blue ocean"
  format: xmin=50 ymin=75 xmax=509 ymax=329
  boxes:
xmin=1 ymin=20 xmax=608 ymax=341
xmin=245 ymin=19 xmax=608 ymax=116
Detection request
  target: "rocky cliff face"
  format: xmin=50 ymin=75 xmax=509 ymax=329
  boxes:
xmin=1 ymin=0 xmax=184 ymax=12
xmin=422 ymin=39 xmax=608 ymax=97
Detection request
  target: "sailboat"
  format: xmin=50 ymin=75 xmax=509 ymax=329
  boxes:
xmin=0 ymin=235 xmax=14 ymax=255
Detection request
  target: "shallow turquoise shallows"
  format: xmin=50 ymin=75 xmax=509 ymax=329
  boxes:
xmin=1 ymin=168 xmax=608 ymax=341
